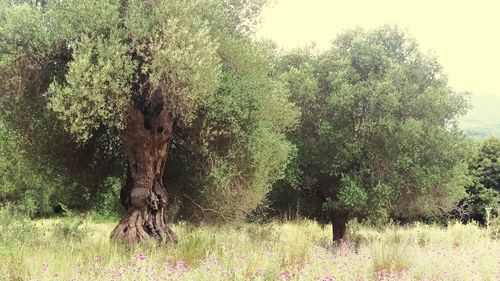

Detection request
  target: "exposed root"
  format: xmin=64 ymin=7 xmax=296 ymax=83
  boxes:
xmin=110 ymin=209 xmax=177 ymax=245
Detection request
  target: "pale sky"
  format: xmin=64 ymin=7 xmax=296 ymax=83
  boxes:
xmin=256 ymin=0 xmax=500 ymax=98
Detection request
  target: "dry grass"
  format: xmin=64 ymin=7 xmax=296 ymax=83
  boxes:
xmin=0 ymin=211 xmax=498 ymax=280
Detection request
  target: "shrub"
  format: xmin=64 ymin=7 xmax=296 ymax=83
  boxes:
xmin=51 ymin=205 xmax=89 ymax=241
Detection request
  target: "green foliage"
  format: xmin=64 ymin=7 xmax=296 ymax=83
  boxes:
xmin=0 ymin=0 xmax=129 ymax=217
xmin=323 ymin=176 xmax=369 ymax=214
xmin=460 ymin=137 xmax=500 ymax=222
xmin=168 ymin=37 xmax=298 ymax=221
xmin=471 ymin=137 xmax=500 ymax=192
xmin=0 ymin=0 xmax=222 ymax=140
xmin=48 ymin=34 xmax=136 ymax=142
xmin=0 ymin=0 xmax=294 ymax=222
xmin=337 ymin=176 xmax=368 ymax=211
xmin=126 ymin=0 xmax=221 ymax=125
xmin=0 ymin=121 xmax=64 ymax=217
xmin=274 ymin=26 xmax=470 ymax=224
xmin=17 ymin=0 xmax=222 ymax=140
xmin=94 ymin=176 xmax=123 ymax=219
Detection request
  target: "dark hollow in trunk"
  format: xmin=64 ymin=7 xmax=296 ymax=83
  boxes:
xmin=331 ymin=213 xmax=348 ymax=243
xmin=110 ymin=106 xmax=177 ymax=245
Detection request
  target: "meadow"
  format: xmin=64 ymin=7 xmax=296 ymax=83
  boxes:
xmin=0 ymin=209 xmax=498 ymax=281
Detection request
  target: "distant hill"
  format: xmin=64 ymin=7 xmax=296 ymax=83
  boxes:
xmin=459 ymin=95 xmax=500 ymax=138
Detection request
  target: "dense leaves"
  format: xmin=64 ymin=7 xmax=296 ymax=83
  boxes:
xmin=471 ymin=138 xmax=500 ymax=193
xmin=0 ymin=0 xmax=483 ymax=239
xmin=460 ymin=137 xmax=500 ymax=222
xmin=273 ymin=26 xmax=470 ymax=232
xmin=166 ymin=36 xmax=298 ymax=221
xmin=0 ymin=121 xmax=66 ymax=217
xmin=0 ymin=0 xmax=296 ymax=223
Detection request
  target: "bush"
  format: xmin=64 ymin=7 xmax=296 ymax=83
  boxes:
xmin=50 ymin=204 xmax=89 ymax=241
xmin=52 ymin=218 xmax=89 ymax=242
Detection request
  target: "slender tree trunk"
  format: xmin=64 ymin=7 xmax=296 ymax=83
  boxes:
xmin=331 ymin=213 xmax=348 ymax=243
xmin=110 ymin=105 xmax=177 ymax=245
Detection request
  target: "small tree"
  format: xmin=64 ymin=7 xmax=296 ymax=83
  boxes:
xmin=0 ymin=0 xmax=297 ymax=244
xmin=276 ymin=26 xmax=470 ymax=242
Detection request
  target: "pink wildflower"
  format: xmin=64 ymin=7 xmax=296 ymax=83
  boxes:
xmin=134 ymin=253 xmax=147 ymax=261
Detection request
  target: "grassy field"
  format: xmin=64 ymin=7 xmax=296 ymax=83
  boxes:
xmin=0 ymin=211 xmax=499 ymax=280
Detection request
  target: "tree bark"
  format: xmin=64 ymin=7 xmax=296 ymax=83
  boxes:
xmin=110 ymin=105 xmax=177 ymax=245
xmin=331 ymin=213 xmax=348 ymax=243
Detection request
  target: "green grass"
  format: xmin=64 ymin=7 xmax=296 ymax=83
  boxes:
xmin=0 ymin=211 xmax=498 ymax=280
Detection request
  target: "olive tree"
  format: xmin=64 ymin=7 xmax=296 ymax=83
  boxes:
xmin=276 ymin=26 xmax=470 ymax=241
xmin=0 ymin=0 xmax=297 ymax=244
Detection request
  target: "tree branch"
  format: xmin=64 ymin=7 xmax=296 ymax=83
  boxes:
xmin=182 ymin=193 xmax=228 ymax=221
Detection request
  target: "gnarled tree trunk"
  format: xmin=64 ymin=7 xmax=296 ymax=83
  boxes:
xmin=110 ymin=105 xmax=177 ymax=245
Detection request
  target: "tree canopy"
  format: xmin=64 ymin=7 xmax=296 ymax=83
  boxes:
xmin=0 ymin=1 xmax=481 ymax=244
xmin=0 ymin=0 xmax=297 ymax=230
xmin=460 ymin=137 xmax=500 ymax=222
xmin=273 ymin=26 xmax=470 ymax=240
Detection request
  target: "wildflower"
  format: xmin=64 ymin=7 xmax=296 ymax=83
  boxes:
xmin=177 ymin=260 xmax=187 ymax=269
xmin=134 ymin=253 xmax=147 ymax=261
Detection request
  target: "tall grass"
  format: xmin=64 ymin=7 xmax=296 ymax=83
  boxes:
xmin=0 ymin=210 xmax=498 ymax=280
xmin=370 ymin=240 xmax=412 ymax=274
